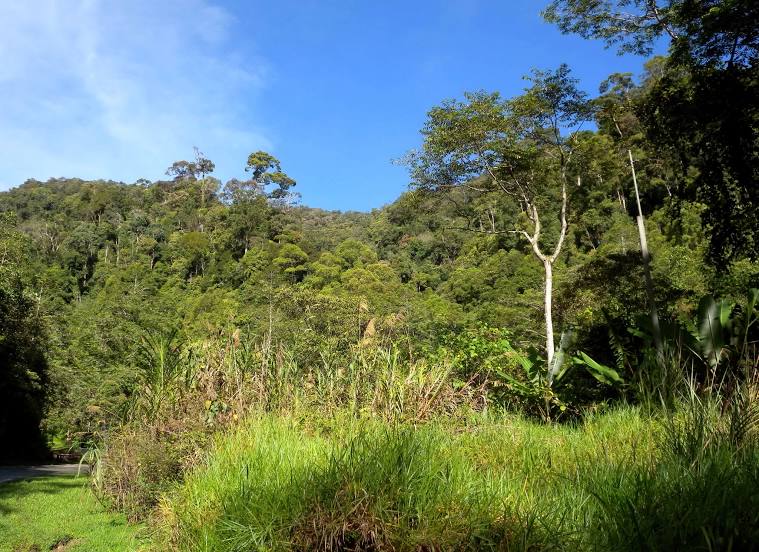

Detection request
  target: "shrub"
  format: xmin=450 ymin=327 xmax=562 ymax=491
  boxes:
xmin=95 ymin=422 xmax=209 ymax=521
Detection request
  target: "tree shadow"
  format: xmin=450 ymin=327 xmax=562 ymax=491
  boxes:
xmin=0 ymin=476 xmax=88 ymax=516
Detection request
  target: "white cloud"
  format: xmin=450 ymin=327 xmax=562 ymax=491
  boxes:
xmin=0 ymin=0 xmax=270 ymax=188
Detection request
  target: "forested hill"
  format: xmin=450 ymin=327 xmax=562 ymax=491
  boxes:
xmin=0 ymin=164 xmax=750 ymax=443
xmin=1 ymin=51 xmax=758 ymax=456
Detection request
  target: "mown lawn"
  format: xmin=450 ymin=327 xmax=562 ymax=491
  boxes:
xmin=0 ymin=476 xmax=145 ymax=552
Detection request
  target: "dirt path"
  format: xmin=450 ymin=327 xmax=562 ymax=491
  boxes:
xmin=0 ymin=464 xmax=89 ymax=484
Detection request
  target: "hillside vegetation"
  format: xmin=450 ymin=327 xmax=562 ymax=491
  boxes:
xmin=1 ymin=1 xmax=758 ymax=550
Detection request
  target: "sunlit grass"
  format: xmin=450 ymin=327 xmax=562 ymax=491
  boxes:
xmin=152 ymin=401 xmax=759 ymax=551
xmin=0 ymin=476 xmax=146 ymax=552
xmin=152 ymin=407 xmax=651 ymax=551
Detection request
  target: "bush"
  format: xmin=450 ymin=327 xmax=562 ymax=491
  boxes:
xmin=95 ymin=422 xmax=209 ymax=521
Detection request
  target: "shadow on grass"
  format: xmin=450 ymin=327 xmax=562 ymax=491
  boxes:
xmin=0 ymin=477 xmax=88 ymax=516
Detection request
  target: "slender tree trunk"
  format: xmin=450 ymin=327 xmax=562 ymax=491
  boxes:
xmin=544 ymin=259 xmax=555 ymax=367
xmin=628 ymin=150 xmax=663 ymax=353
xmin=519 ymin=179 xmax=568 ymax=373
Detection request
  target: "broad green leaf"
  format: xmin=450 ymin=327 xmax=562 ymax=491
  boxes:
xmin=573 ymin=351 xmax=624 ymax=386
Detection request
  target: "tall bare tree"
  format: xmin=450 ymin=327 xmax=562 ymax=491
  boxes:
xmin=407 ymin=65 xmax=591 ymax=372
xmin=596 ymin=73 xmax=663 ymax=353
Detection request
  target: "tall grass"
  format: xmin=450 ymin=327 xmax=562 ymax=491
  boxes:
xmin=587 ymin=384 xmax=759 ymax=551
xmin=156 ymin=333 xmax=482 ymax=422
xmin=94 ymin=335 xmax=483 ymax=520
xmin=152 ymin=384 xmax=759 ymax=551
xmin=152 ymin=408 xmax=655 ymax=551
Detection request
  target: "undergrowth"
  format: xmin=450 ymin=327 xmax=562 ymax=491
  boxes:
xmin=150 ymin=393 xmax=759 ymax=551
xmin=90 ymin=326 xmax=759 ymax=550
xmin=93 ymin=337 xmax=485 ymax=520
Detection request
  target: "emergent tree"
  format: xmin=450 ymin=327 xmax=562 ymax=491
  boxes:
xmin=407 ymin=65 xmax=591 ymax=374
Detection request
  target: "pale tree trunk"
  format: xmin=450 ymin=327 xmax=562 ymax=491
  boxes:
xmin=628 ymin=150 xmax=663 ymax=353
xmin=517 ymin=177 xmax=569 ymax=373
xmin=543 ymin=259 xmax=555 ymax=366
xmin=611 ymin=113 xmax=663 ymax=352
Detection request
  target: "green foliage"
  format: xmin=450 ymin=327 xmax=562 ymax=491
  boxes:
xmin=572 ymin=351 xmax=624 ymax=386
xmin=546 ymin=0 xmax=759 ymax=268
xmin=543 ymin=1 xmax=681 ymax=56
xmin=0 ymin=212 xmax=49 ymax=461
xmin=166 ymin=147 xmax=215 ymax=182
xmin=128 ymin=328 xmax=186 ymax=422
xmin=334 ymin=238 xmax=378 ymax=268
xmin=243 ymin=151 xmax=297 ymax=201
xmin=438 ymin=326 xmax=556 ymax=417
xmin=639 ymin=57 xmax=759 ymax=267
xmin=273 ymin=243 xmax=309 ymax=281
xmin=693 ymin=288 xmax=759 ymax=375
xmin=585 ymin=287 xmax=759 ymax=406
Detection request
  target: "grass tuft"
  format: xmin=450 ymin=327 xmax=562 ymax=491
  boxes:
xmin=153 ymin=397 xmax=759 ymax=551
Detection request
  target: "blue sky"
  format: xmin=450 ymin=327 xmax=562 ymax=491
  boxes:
xmin=0 ymin=1 xmax=663 ymax=211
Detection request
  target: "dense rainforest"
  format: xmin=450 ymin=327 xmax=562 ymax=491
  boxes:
xmin=2 ymin=57 xmax=756 ymax=447
xmin=1 ymin=1 xmax=758 ymax=550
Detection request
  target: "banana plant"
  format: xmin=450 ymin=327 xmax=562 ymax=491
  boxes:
xmin=692 ymin=288 xmax=758 ymax=372
xmin=572 ymin=351 xmax=625 ymax=386
xmin=624 ymin=288 xmax=758 ymax=385
xmin=696 ymin=294 xmax=735 ymax=369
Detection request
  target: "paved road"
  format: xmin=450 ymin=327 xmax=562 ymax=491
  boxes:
xmin=0 ymin=464 xmax=90 ymax=484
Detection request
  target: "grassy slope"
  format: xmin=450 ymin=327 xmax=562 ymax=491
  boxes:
xmin=154 ymin=406 xmax=759 ymax=551
xmin=0 ymin=476 xmax=145 ymax=552
xmin=155 ymin=408 xmax=658 ymax=551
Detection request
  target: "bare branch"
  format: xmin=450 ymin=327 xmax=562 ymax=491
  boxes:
xmin=514 ymin=201 xmax=547 ymax=263
xmin=548 ymin=176 xmax=570 ymax=263
xmin=646 ymin=0 xmax=679 ymax=40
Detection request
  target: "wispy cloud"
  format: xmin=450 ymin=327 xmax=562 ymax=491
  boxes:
xmin=0 ymin=0 xmax=270 ymax=188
